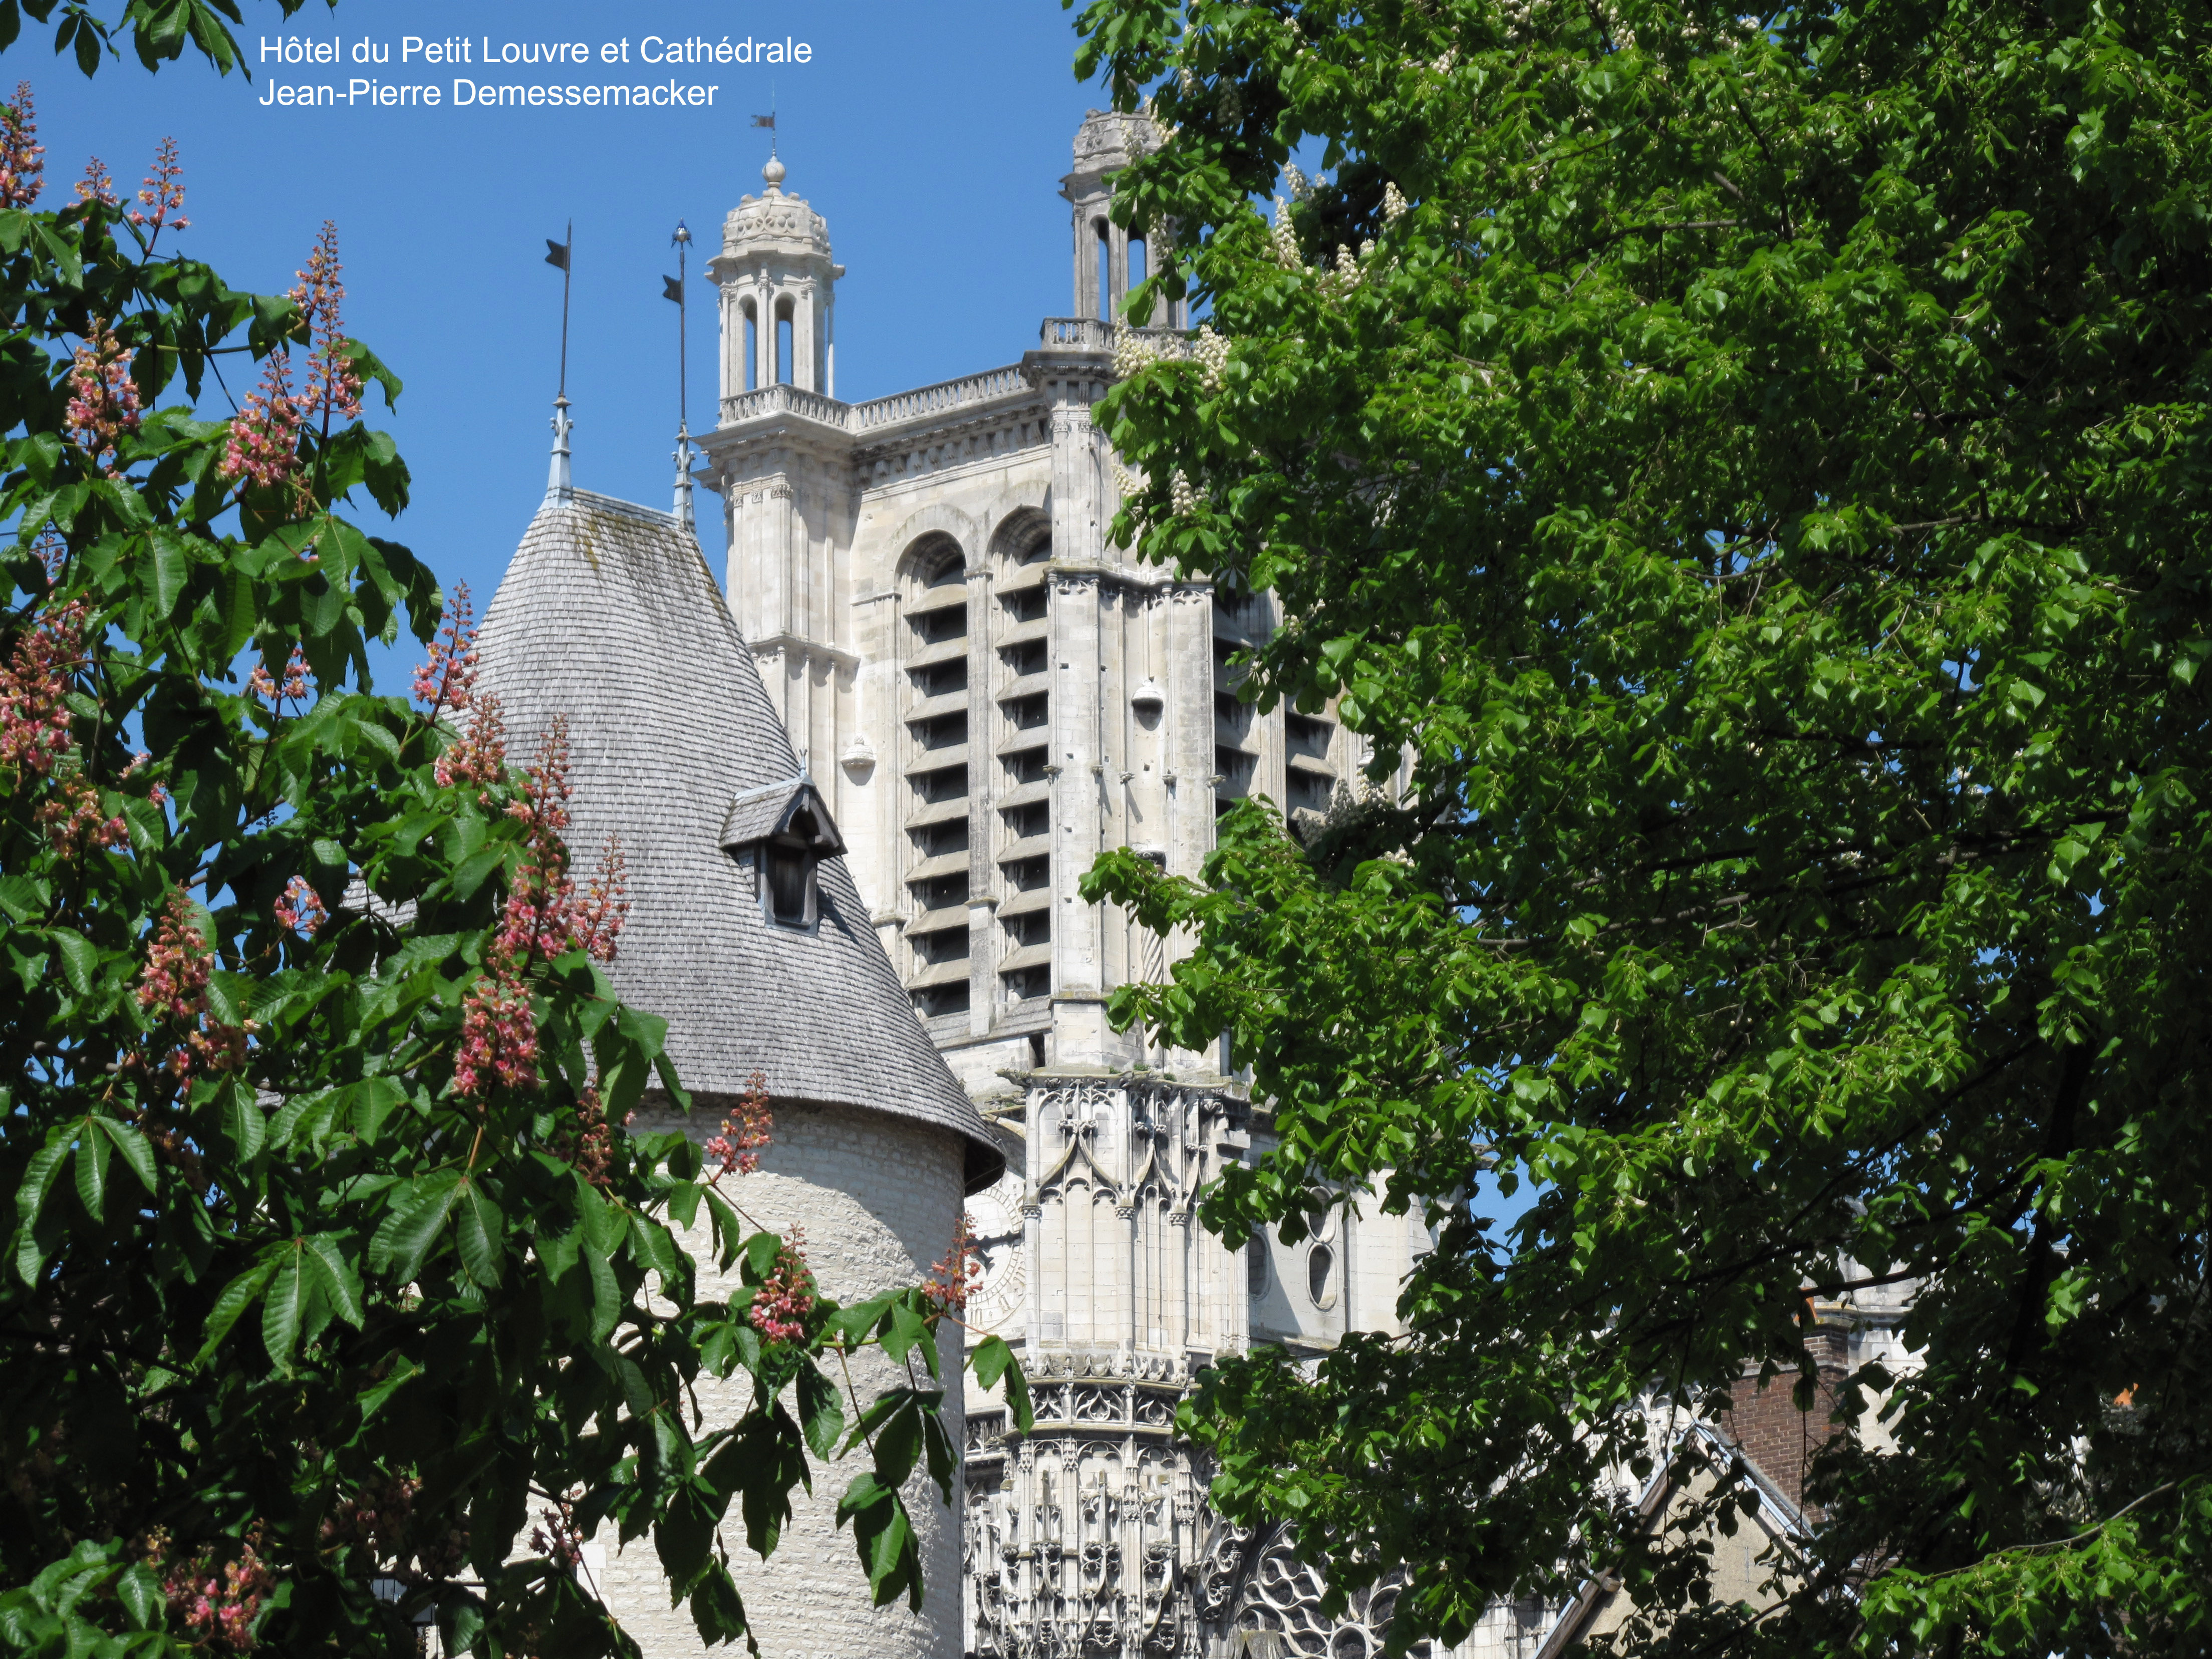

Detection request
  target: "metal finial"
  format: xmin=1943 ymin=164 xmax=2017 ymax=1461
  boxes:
xmin=544 ymin=220 xmax=575 ymax=500
xmin=667 ymin=218 xmax=693 ymax=532
xmin=547 ymin=394 xmax=573 ymax=501
xmin=672 ymin=421 xmax=694 ymax=534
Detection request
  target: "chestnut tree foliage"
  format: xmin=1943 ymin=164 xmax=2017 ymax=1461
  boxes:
xmin=1074 ymin=0 xmax=2212 ymax=1653
xmin=0 ymin=12 xmax=1028 ymax=1657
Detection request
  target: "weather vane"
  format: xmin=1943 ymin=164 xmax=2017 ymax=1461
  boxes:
xmin=543 ymin=220 xmax=573 ymax=397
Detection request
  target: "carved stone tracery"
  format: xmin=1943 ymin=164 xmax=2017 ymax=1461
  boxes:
xmin=965 ymin=1078 xmax=1428 ymax=1659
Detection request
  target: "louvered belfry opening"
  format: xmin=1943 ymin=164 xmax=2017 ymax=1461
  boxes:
xmin=1213 ymin=589 xmax=1260 ymax=819
xmin=995 ymin=532 xmax=1053 ymax=1004
xmin=904 ymin=541 xmax=973 ymax=1019
xmin=1214 ymin=587 xmax=1339 ymax=823
xmin=1285 ymin=711 xmax=1338 ymax=817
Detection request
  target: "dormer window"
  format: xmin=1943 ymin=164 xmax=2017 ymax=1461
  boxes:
xmin=721 ymin=778 xmax=847 ymax=933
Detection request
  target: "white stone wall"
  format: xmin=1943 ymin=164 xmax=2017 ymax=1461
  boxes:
xmin=602 ymin=1097 xmax=970 ymax=1659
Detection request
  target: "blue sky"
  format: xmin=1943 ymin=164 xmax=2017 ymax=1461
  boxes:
xmin=30 ymin=0 xmax=1112 ymax=665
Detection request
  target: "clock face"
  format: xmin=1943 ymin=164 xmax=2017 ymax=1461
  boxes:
xmin=963 ymin=1186 xmax=1026 ymax=1335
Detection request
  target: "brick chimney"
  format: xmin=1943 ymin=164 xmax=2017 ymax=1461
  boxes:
xmin=1718 ymin=1302 xmax=1852 ymax=1516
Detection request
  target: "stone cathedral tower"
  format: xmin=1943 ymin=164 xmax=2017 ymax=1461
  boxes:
xmin=693 ymin=113 xmax=1489 ymax=1659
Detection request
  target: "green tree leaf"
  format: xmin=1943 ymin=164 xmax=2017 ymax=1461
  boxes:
xmin=193 ymin=1260 xmax=275 ymax=1363
xmin=92 ymin=1117 xmax=156 ymax=1197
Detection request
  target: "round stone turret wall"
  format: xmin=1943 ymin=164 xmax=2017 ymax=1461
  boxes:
xmin=597 ymin=1096 xmax=969 ymax=1659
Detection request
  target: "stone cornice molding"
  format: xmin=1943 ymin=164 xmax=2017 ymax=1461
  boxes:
xmin=699 ymin=415 xmax=855 ymax=479
xmin=853 ymin=402 xmax=1050 ymax=462
xmin=855 ymin=411 xmax=1054 ymax=490
xmin=747 ymin=630 xmax=861 ymax=670
xmin=1040 ymin=559 xmax=1198 ymax=599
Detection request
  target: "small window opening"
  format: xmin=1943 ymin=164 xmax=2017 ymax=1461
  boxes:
xmin=743 ymin=303 xmax=759 ymax=392
xmin=1129 ymin=232 xmax=1148 ymax=301
xmin=1248 ymin=1240 xmax=1269 ymax=1297
xmin=914 ymin=982 xmax=971 ymax=1020
xmin=1308 ymin=1244 xmax=1336 ymax=1308
xmin=1305 ymin=1191 xmax=1336 ymax=1242
xmin=775 ymin=298 xmax=794 ymax=386
xmin=1094 ymin=218 xmax=1112 ymax=320
xmin=762 ymin=807 xmax=822 ymax=928
xmin=1028 ymin=1032 xmax=1046 ymax=1069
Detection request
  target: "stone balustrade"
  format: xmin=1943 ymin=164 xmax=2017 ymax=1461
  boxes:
xmin=717 ymin=382 xmax=848 ymax=428
xmin=853 ymin=366 xmax=1028 ymax=430
xmin=719 ymin=366 xmax=1032 ymax=436
xmin=1034 ymin=317 xmax=1188 ymax=353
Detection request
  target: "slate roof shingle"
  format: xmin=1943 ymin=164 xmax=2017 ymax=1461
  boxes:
xmin=719 ymin=777 xmax=845 ymax=854
xmin=477 ymin=488 xmax=1003 ymax=1192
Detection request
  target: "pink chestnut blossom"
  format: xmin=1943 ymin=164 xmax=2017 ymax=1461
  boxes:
xmin=750 ymin=1227 xmax=816 ymax=1344
xmin=71 ymin=153 xmax=114 ymax=207
xmin=449 ymin=722 xmax=627 ymax=1101
xmin=5 ymin=604 xmax=124 ymax=857
xmin=138 ymin=890 xmax=251 ymax=1082
xmin=0 ymin=602 xmax=85 ymax=780
xmin=65 ymin=316 xmax=141 ymax=476
xmin=272 ymin=876 xmax=326 ymax=936
xmin=453 ymin=975 xmax=536 ymax=1099
xmin=435 ymin=692 xmax=507 ymax=794
xmin=291 ymin=220 xmax=362 ymax=428
xmin=0 ymin=83 xmax=44 ymax=209
xmin=219 ymin=221 xmax=360 ymax=493
xmin=412 ymin=582 xmax=479 ymax=715
xmin=926 ymin=1211 xmax=982 ymax=1321
xmin=530 ymin=1501 xmax=585 ymax=1571
xmin=704 ymin=1070 xmax=772 ymax=1177
xmin=34 ymin=776 xmax=126 ymax=856
xmin=219 ymin=351 xmax=303 ymax=489
xmin=159 ymin=1528 xmax=274 ymax=1653
xmin=138 ymin=890 xmax=212 ymax=1023
xmin=245 ymin=642 xmax=309 ymax=706
xmin=130 ymin=135 xmax=188 ymax=240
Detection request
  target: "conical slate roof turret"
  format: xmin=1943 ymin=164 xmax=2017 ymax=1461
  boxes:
xmin=477 ymin=485 xmax=1002 ymax=1191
